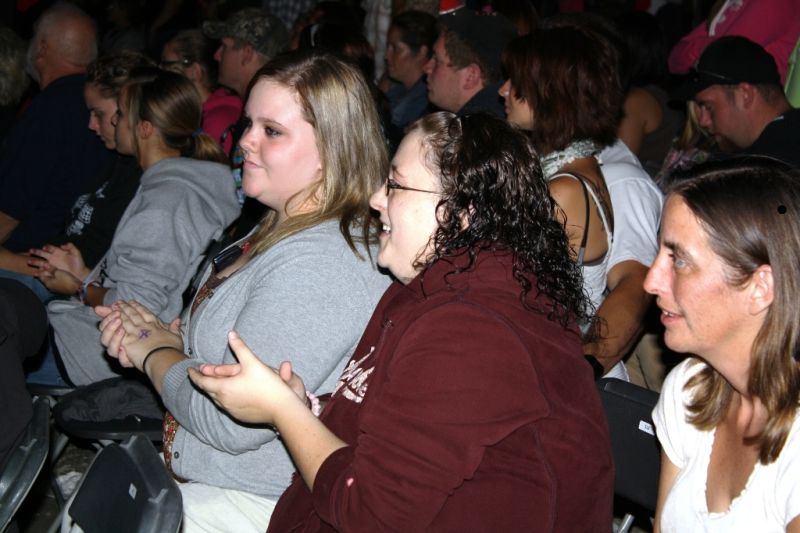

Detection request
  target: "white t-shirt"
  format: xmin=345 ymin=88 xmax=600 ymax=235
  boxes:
xmin=653 ymin=359 xmax=800 ymax=532
xmin=600 ymin=140 xmax=663 ymax=271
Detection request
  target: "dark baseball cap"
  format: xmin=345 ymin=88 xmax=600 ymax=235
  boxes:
xmin=674 ymin=36 xmax=781 ymax=100
xmin=439 ymin=9 xmax=516 ymax=75
xmin=203 ymin=8 xmax=288 ymax=58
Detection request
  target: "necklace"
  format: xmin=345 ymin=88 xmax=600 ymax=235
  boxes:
xmin=541 ymin=139 xmax=601 ymax=178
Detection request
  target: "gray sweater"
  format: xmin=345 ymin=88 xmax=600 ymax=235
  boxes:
xmin=161 ymin=220 xmax=391 ymax=498
xmin=49 ymin=157 xmax=239 ymax=386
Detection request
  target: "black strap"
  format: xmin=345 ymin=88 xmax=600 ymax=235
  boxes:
xmin=575 ymin=175 xmax=591 ymax=266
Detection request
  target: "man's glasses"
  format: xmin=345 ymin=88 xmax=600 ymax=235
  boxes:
xmin=386 ymin=177 xmax=439 ymax=196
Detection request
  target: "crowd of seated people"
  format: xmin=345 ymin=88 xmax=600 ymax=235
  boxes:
xmin=2 ymin=0 xmax=800 ymax=531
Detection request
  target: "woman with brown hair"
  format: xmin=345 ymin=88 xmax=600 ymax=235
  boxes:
xmin=161 ymin=29 xmax=242 ymax=154
xmin=34 ymin=67 xmax=239 ymax=387
xmin=499 ymin=26 xmax=637 ymax=379
xmin=646 ymin=157 xmax=800 ymax=532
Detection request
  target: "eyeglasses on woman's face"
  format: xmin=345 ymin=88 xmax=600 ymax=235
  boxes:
xmin=385 ymin=177 xmax=439 ymax=196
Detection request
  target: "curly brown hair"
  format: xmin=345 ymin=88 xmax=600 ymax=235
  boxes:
xmin=409 ymin=111 xmax=591 ymax=327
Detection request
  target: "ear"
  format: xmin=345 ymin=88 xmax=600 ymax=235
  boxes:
xmin=747 ymin=264 xmax=774 ymax=315
xmin=736 ymin=82 xmax=757 ymax=110
xmin=185 ymin=62 xmax=204 ymax=83
xmin=36 ymin=37 xmax=48 ymax=59
xmin=415 ymin=45 xmax=430 ymax=64
xmin=241 ymin=44 xmax=255 ymax=66
xmin=137 ymin=120 xmax=154 ymax=140
xmin=462 ymin=63 xmax=483 ymax=91
xmin=458 ymin=204 xmax=474 ymax=230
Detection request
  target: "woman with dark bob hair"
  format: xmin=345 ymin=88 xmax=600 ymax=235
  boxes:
xmin=500 ymin=26 xmax=634 ymax=379
xmin=646 ymin=157 xmax=800 ymax=532
xmin=140 ymin=111 xmax=617 ymax=530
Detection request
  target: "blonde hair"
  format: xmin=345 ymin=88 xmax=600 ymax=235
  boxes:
xmin=247 ymin=50 xmax=388 ymax=257
xmin=675 ymin=101 xmax=710 ymax=150
xmin=120 ymin=67 xmax=227 ymax=164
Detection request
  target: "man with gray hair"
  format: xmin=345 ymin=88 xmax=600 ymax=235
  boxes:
xmin=0 ymin=3 xmax=111 ymax=255
xmin=203 ymin=8 xmax=289 ymax=98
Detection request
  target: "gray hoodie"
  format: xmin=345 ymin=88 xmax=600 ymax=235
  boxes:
xmin=49 ymin=157 xmax=239 ymax=386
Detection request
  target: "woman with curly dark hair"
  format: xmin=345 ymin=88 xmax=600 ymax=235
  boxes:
xmin=178 ymin=112 xmax=613 ymax=531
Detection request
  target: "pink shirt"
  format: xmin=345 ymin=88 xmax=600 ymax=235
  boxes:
xmin=668 ymin=0 xmax=800 ymax=83
xmin=202 ymin=87 xmax=242 ymax=156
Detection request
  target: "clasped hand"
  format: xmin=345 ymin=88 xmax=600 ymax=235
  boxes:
xmin=28 ymin=243 xmax=89 ymax=295
xmin=188 ymin=331 xmax=308 ymax=425
xmin=96 ymin=300 xmax=182 ymax=372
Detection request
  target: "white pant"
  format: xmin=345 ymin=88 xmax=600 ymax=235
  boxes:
xmin=180 ymin=482 xmax=277 ymax=533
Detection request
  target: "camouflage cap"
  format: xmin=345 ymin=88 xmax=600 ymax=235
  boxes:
xmin=203 ymin=8 xmax=289 ymax=59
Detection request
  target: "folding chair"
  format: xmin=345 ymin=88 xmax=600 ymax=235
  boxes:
xmin=60 ymin=434 xmax=182 ymax=533
xmin=0 ymin=396 xmax=50 ymax=532
xmin=53 ymin=377 xmax=164 ymax=446
xmin=597 ymin=378 xmax=661 ymax=533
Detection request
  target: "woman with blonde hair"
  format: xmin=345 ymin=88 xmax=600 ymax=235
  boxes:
xmin=106 ymin=112 xmax=613 ymax=531
xmin=646 ymin=157 xmax=800 ymax=532
xmin=97 ymin=50 xmax=391 ymax=532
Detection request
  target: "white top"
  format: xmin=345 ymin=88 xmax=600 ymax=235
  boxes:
xmin=653 ymin=359 xmax=800 ymax=532
xmin=548 ymin=171 xmax=613 ymax=313
xmin=599 ymin=139 xmax=663 ymax=272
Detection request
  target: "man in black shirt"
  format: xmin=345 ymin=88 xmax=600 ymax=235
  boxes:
xmin=677 ymin=36 xmax=800 ymax=168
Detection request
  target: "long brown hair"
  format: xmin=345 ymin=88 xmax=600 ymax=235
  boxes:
xmin=671 ymin=157 xmax=800 ymax=464
xmin=120 ymin=67 xmax=228 ymax=164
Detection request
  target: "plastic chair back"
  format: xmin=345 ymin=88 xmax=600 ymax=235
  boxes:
xmin=61 ymin=434 xmax=181 ymax=533
xmin=0 ymin=396 xmax=50 ymax=531
xmin=597 ymin=378 xmax=661 ymax=511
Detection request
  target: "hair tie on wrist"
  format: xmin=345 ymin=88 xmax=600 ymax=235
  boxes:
xmin=142 ymin=346 xmax=176 ymax=374
xmin=305 ymin=390 xmax=322 ymax=417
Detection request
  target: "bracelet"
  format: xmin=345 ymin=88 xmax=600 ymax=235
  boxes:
xmin=78 ymin=280 xmax=100 ymax=305
xmin=305 ymin=390 xmax=322 ymax=417
xmin=142 ymin=346 xmax=176 ymax=374
xmin=77 ymin=284 xmax=87 ymax=304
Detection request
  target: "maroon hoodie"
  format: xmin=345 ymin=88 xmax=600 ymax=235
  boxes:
xmin=268 ymin=250 xmax=613 ymax=532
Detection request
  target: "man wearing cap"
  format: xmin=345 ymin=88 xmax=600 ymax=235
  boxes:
xmin=204 ymin=8 xmax=289 ymax=238
xmin=423 ymin=9 xmax=515 ymax=117
xmin=680 ymin=36 xmax=800 ymax=168
xmin=203 ymin=8 xmax=289 ymax=98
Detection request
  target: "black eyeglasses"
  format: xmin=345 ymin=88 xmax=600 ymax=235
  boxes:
xmin=160 ymin=58 xmax=192 ymax=70
xmin=386 ymin=177 xmax=439 ymax=196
